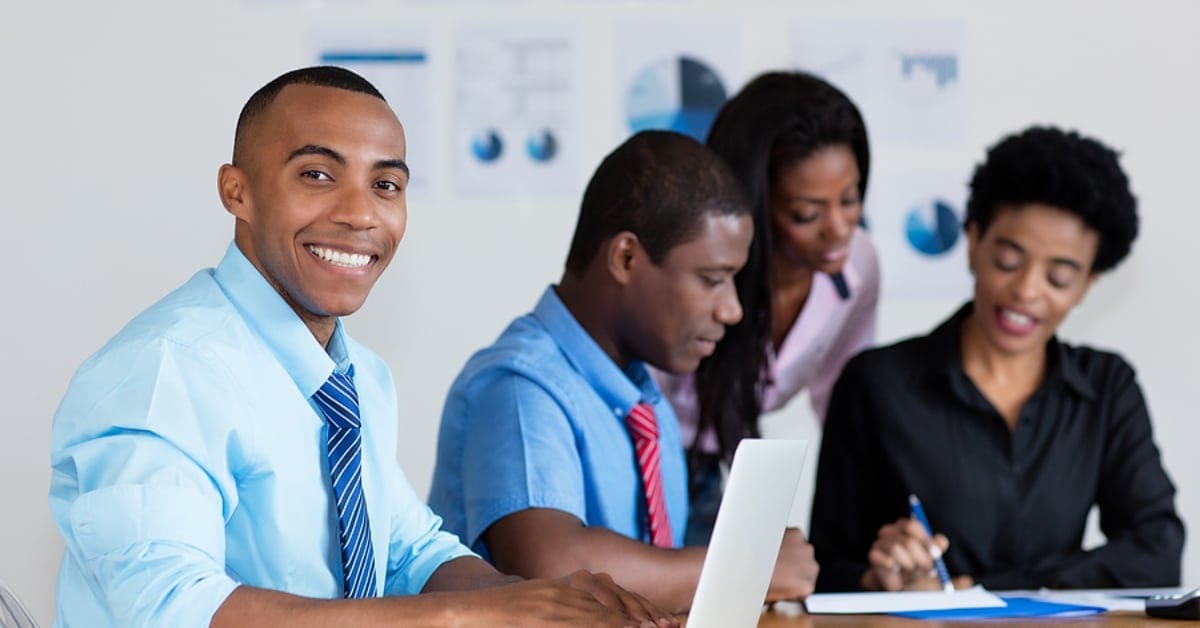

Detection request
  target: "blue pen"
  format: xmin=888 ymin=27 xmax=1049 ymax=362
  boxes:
xmin=908 ymin=494 xmax=954 ymax=593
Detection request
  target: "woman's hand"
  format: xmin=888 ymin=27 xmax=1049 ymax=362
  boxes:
xmin=859 ymin=518 xmax=972 ymax=591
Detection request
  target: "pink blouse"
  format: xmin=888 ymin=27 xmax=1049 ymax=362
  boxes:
xmin=654 ymin=228 xmax=879 ymax=454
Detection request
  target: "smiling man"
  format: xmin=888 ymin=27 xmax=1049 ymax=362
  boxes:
xmin=428 ymin=131 xmax=821 ymax=613
xmin=48 ymin=67 xmax=673 ymax=628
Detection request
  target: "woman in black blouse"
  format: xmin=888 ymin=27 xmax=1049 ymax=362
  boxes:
xmin=809 ymin=126 xmax=1184 ymax=592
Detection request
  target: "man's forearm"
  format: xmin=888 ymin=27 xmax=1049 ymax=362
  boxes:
xmin=493 ymin=521 xmax=706 ymax=613
xmin=422 ymin=555 xmax=522 ymax=592
xmin=212 ymin=562 xmax=655 ymax=628
xmin=556 ymin=527 xmax=706 ymax=613
xmin=213 ymin=557 xmax=520 ymax=627
xmin=211 ymin=585 xmax=460 ymax=628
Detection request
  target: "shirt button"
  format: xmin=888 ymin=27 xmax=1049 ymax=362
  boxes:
xmin=613 ymin=407 xmax=623 ymax=417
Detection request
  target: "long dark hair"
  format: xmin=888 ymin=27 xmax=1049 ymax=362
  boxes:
xmin=693 ymin=71 xmax=870 ymax=461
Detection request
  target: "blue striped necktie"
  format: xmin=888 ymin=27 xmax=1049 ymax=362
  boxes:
xmin=312 ymin=367 xmax=377 ymax=599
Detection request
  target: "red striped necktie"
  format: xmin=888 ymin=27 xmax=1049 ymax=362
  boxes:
xmin=625 ymin=401 xmax=673 ymax=547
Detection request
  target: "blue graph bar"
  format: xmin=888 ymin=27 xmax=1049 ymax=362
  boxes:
xmin=320 ymin=51 xmax=427 ymax=64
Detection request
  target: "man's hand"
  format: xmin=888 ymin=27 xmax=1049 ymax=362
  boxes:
xmin=556 ymin=570 xmax=678 ymax=627
xmin=446 ymin=575 xmax=676 ymax=627
xmin=766 ymin=527 xmax=820 ymax=602
xmin=213 ymin=557 xmax=678 ymax=627
xmin=860 ymin=517 xmax=972 ymax=591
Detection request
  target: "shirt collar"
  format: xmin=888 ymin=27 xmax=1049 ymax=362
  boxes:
xmin=828 ymin=227 xmax=867 ymax=301
xmin=928 ymin=301 xmax=1096 ymax=401
xmin=1046 ymin=337 xmax=1097 ymax=400
xmin=212 ymin=242 xmax=348 ymax=398
xmin=533 ymin=286 xmax=661 ymax=421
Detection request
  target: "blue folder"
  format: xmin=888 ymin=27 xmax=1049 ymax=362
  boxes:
xmin=892 ymin=596 xmax=1106 ymax=620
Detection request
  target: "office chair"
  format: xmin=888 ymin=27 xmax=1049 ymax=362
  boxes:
xmin=0 ymin=579 xmax=36 ymax=628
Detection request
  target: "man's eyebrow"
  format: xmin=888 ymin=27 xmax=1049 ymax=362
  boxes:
xmin=375 ymin=158 xmax=410 ymax=177
xmin=697 ymin=264 xmax=740 ymax=273
xmin=287 ymin=144 xmax=345 ymax=165
xmin=995 ymin=237 xmax=1025 ymax=253
xmin=285 ymin=145 xmax=409 ymax=177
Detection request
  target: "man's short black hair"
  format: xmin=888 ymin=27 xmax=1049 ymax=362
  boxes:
xmin=232 ymin=66 xmax=386 ymax=165
xmin=966 ymin=126 xmax=1138 ymax=273
xmin=564 ymin=130 xmax=749 ymax=275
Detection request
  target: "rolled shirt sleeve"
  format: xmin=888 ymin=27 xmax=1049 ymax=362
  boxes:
xmin=458 ymin=371 xmax=586 ymax=551
xmin=50 ymin=340 xmax=245 ymax=626
xmin=383 ymin=465 xmax=476 ymax=596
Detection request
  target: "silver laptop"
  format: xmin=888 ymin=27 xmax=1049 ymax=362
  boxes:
xmin=687 ymin=438 xmax=809 ymax=628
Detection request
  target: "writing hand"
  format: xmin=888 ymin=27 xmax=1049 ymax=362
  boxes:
xmin=862 ymin=518 xmax=970 ymax=592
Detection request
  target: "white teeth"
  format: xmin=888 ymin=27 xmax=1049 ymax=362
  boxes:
xmin=307 ymin=245 xmax=370 ymax=268
xmin=1002 ymin=309 xmax=1033 ymax=326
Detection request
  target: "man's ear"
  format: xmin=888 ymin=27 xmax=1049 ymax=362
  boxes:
xmin=606 ymin=231 xmax=641 ymax=286
xmin=218 ymin=163 xmax=252 ymax=222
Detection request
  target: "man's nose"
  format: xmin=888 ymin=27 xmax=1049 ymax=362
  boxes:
xmin=715 ymin=283 xmax=743 ymax=326
xmin=329 ymin=187 xmax=379 ymax=230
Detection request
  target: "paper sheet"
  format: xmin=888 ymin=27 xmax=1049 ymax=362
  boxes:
xmin=895 ymin=596 xmax=1106 ymax=620
xmin=996 ymin=588 xmax=1190 ymax=612
xmin=804 ymin=585 xmax=1004 ymax=614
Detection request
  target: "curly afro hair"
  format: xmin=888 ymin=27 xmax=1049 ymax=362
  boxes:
xmin=965 ymin=126 xmax=1138 ymax=273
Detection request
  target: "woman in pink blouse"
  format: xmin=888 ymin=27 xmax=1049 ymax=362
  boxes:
xmin=655 ymin=71 xmax=880 ymax=545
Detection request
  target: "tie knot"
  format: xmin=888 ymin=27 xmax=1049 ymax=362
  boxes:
xmin=625 ymin=402 xmax=658 ymax=440
xmin=314 ymin=370 xmax=361 ymax=430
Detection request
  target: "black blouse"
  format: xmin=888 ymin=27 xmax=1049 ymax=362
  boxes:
xmin=810 ymin=303 xmax=1184 ymax=591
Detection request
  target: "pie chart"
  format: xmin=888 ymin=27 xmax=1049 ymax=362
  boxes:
xmin=905 ymin=198 xmax=960 ymax=256
xmin=626 ymin=55 xmax=727 ymax=142
xmin=526 ymin=129 xmax=558 ymax=163
xmin=471 ymin=129 xmax=503 ymax=163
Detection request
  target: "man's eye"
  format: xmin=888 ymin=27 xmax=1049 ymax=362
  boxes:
xmin=375 ymin=180 xmax=402 ymax=192
xmin=701 ymin=275 xmax=725 ymax=287
xmin=993 ymin=251 xmax=1021 ymax=271
xmin=301 ymin=170 xmax=331 ymax=181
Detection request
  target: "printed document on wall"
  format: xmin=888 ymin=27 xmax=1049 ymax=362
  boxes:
xmin=309 ymin=27 xmax=435 ymax=197
xmin=454 ymin=24 xmax=580 ymax=198
xmin=867 ymin=168 xmax=973 ymax=300
xmin=790 ymin=19 xmax=966 ymax=144
xmin=614 ymin=20 xmax=743 ymax=145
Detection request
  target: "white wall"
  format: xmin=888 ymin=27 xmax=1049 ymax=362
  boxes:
xmin=3 ymin=1 xmax=1197 ymax=623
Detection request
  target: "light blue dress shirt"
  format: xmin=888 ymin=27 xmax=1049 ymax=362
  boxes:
xmin=49 ymin=243 xmax=473 ymax=627
xmin=428 ymin=286 xmax=688 ymax=558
